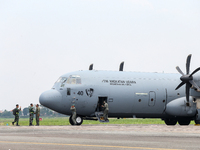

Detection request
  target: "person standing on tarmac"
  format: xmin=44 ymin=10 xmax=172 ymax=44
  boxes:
xmin=102 ymin=101 xmax=109 ymax=121
xmin=12 ymin=104 xmax=21 ymax=126
xmin=70 ymin=104 xmax=76 ymax=125
xmin=29 ymin=103 xmax=34 ymax=126
xmin=35 ymin=104 xmax=40 ymax=126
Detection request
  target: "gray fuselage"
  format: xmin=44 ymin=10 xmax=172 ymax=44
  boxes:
xmin=39 ymin=70 xmax=188 ymax=119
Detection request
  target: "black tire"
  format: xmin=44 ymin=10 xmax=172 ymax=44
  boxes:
xmin=195 ymin=119 xmax=200 ymax=124
xmin=178 ymin=120 xmax=191 ymax=125
xmin=164 ymin=119 xmax=177 ymax=125
xmin=69 ymin=115 xmax=83 ymax=126
xmin=76 ymin=116 xmax=83 ymax=126
xmin=195 ymin=111 xmax=200 ymax=124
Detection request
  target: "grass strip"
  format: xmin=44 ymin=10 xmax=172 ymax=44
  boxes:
xmin=0 ymin=117 xmax=195 ymax=126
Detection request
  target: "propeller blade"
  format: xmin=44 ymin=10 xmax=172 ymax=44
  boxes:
xmin=176 ymin=66 xmax=184 ymax=76
xmin=186 ymin=54 xmax=192 ymax=75
xmin=186 ymin=83 xmax=190 ymax=102
xmin=175 ymin=81 xmax=185 ymax=90
xmin=189 ymin=67 xmax=200 ymax=77
xmin=189 ymin=80 xmax=200 ymax=91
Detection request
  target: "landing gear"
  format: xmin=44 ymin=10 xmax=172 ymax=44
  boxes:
xmin=195 ymin=119 xmax=200 ymax=124
xmin=69 ymin=115 xmax=83 ymax=126
xmin=195 ymin=109 xmax=200 ymax=124
xmin=178 ymin=120 xmax=191 ymax=125
xmin=164 ymin=119 xmax=177 ymax=125
xmin=76 ymin=116 xmax=83 ymax=125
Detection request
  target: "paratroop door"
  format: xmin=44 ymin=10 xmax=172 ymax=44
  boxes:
xmin=149 ymin=91 xmax=156 ymax=106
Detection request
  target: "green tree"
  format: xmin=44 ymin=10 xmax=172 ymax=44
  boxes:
xmin=1 ymin=110 xmax=12 ymax=118
xmin=23 ymin=107 xmax=29 ymax=116
xmin=38 ymin=105 xmax=66 ymax=117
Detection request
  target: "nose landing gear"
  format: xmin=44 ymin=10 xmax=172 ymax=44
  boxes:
xmin=69 ymin=115 xmax=83 ymax=125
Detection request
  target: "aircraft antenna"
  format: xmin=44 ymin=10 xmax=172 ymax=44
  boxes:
xmin=119 ymin=62 xmax=124 ymax=71
xmin=89 ymin=64 xmax=93 ymax=70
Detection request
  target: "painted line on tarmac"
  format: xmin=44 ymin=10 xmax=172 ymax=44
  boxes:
xmin=0 ymin=141 xmax=183 ymax=150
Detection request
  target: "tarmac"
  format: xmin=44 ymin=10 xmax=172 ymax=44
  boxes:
xmin=0 ymin=124 xmax=200 ymax=150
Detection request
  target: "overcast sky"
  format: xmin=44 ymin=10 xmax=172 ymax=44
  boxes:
xmin=0 ymin=0 xmax=200 ymax=110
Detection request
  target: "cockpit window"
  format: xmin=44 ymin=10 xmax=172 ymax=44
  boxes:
xmin=60 ymin=77 xmax=67 ymax=87
xmin=66 ymin=75 xmax=81 ymax=84
xmin=55 ymin=77 xmax=68 ymax=87
xmin=56 ymin=77 xmax=62 ymax=83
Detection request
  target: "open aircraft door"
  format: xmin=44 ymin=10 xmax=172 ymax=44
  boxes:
xmin=96 ymin=96 xmax=107 ymax=112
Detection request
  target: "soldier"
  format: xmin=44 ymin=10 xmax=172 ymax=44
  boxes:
xmin=102 ymin=101 xmax=109 ymax=121
xmin=70 ymin=104 xmax=76 ymax=125
xmin=12 ymin=104 xmax=21 ymax=126
xmin=29 ymin=103 xmax=34 ymax=126
xmin=35 ymin=104 xmax=40 ymax=126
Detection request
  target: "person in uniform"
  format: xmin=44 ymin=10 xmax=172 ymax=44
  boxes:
xmin=102 ymin=101 xmax=109 ymax=121
xmin=12 ymin=104 xmax=21 ymax=126
xmin=29 ymin=103 xmax=34 ymax=126
xmin=70 ymin=104 xmax=77 ymax=125
xmin=35 ymin=104 xmax=40 ymax=126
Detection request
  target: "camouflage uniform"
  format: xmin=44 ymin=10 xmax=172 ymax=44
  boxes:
xmin=12 ymin=108 xmax=21 ymax=126
xmin=70 ymin=106 xmax=76 ymax=125
xmin=35 ymin=106 xmax=40 ymax=126
xmin=103 ymin=102 xmax=109 ymax=121
xmin=29 ymin=106 xmax=34 ymax=125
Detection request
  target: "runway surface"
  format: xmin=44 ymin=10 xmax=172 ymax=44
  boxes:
xmin=0 ymin=124 xmax=200 ymax=150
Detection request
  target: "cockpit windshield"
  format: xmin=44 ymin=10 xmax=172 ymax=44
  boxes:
xmin=56 ymin=77 xmax=68 ymax=87
xmin=55 ymin=75 xmax=81 ymax=87
xmin=66 ymin=75 xmax=81 ymax=84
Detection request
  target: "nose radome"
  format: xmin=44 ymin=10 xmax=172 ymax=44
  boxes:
xmin=39 ymin=90 xmax=62 ymax=108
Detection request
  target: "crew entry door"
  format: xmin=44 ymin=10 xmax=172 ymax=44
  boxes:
xmin=96 ymin=97 xmax=107 ymax=112
xmin=149 ymin=91 xmax=156 ymax=106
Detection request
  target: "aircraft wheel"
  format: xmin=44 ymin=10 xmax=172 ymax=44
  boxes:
xmin=195 ymin=111 xmax=200 ymax=124
xmin=195 ymin=119 xmax=200 ymax=124
xmin=69 ymin=116 xmax=83 ymax=125
xmin=178 ymin=120 xmax=191 ymax=125
xmin=76 ymin=116 xmax=83 ymax=125
xmin=164 ymin=119 xmax=177 ymax=125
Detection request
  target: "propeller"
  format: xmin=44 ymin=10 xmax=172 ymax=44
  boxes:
xmin=175 ymin=54 xmax=200 ymax=104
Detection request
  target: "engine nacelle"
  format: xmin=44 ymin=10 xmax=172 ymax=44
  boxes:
xmin=165 ymin=97 xmax=196 ymax=117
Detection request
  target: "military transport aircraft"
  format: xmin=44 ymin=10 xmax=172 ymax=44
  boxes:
xmin=39 ymin=54 xmax=200 ymax=125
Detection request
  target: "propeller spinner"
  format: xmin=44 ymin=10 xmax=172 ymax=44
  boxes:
xmin=175 ymin=54 xmax=200 ymax=104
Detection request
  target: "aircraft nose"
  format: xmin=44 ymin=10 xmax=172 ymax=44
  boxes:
xmin=39 ymin=90 xmax=62 ymax=108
